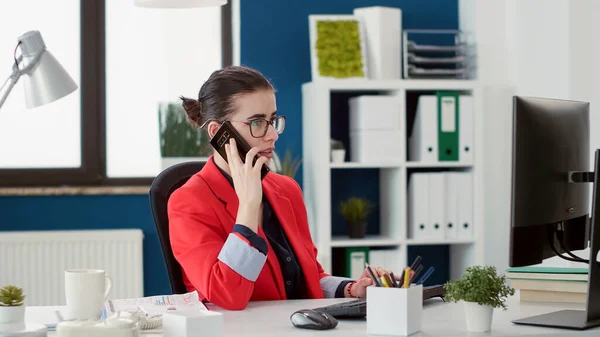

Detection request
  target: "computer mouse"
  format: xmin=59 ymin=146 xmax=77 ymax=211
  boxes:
xmin=290 ymin=309 xmax=338 ymax=330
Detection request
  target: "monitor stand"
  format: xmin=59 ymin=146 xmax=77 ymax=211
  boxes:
xmin=512 ymin=149 xmax=600 ymax=330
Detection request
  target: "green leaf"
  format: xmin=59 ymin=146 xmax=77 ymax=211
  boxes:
xmin=158 ymin=102 xmax=212 ymax=158
xmin=443 ymin=265 xmax=515 ymax=310
xmin=280 ymin=149 xmax=302 ymax=179
xmin=0 ymin=285 xmax=25 ymax=306
xmin=339 ymin=197 xmax=374 ymax=223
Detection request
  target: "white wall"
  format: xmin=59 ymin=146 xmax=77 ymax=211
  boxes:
xmin=460 ymin=0 xmax=600 ymax=272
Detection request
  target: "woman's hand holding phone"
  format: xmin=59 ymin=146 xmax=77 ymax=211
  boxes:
xmin=225 ymin=138 xmax=269 ymax=232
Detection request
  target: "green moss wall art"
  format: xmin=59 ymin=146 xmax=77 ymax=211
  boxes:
xmin=309 ymin=15 xmax=368 ymax=80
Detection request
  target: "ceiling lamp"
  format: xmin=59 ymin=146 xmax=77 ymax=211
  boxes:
xmin=135 ymin=0 xmax=227 ymax=8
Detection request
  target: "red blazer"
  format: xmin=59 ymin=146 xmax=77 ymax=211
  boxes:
xmin=168 ymin=156 xmax=330 ymax=310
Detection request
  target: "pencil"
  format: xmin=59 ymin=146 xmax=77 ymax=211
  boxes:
xmin=403 ymin=267 xmax=411 ymax=288
xmin=365 ymin=263 xmax=382 ymax=287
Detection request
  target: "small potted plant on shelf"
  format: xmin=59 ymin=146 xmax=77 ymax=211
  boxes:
xmin=0 ymin=285 xmax=26 ymax=324
xmin=330 ymin=139 xmax=346 ymax=163
xmin=339 ymin=197 xmax=374 ymax=238
xmin=443 ymin=265 xmax=515 ymax=332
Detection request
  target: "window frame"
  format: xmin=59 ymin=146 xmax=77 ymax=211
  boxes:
xmin=0 ymin=0 xmax=232 ymax=187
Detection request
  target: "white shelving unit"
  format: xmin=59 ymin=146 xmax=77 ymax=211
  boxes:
xmin=301 ymin=79 xmax=485 ymax=282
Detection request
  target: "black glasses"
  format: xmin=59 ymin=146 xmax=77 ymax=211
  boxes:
xmin=232 ymin=115 xmax=286 ymax=138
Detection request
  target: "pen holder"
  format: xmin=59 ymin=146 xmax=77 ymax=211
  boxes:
xmin=163 ymin=310 xmax=223 ymax=337
xmin=366 ymin=284 xmax=423 ymax=336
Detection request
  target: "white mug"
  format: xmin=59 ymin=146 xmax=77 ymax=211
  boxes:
xmin=64 ymin=269 xmax=112 ymax=320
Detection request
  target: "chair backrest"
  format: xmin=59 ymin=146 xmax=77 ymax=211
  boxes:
xmin=149 ymin=161 xmax=206 ymax=294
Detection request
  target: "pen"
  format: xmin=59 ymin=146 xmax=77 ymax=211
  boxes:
xmin=403 ymin=267 xmax=411 ymax=288
xmin=410 ymin=264 xmax=424 ymax=283
xmin=416 ymin=266 xmax=435 ymax=285
xmin=409 ymin=255 xmax=422 ymax=271
xmin=365 ymin=263 xmax=383 ymax=287
xmin=389 ymin=271 xmax=398 ymax=287
xmin=383 ymin=273 xmax=394 ymax=288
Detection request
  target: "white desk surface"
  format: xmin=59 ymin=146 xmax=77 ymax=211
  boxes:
xmin=25 ymin=294 xmax=600 ymax=337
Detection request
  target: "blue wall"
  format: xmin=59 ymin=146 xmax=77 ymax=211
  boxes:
xmin=0 ymin=195 xmax=171 ymax=296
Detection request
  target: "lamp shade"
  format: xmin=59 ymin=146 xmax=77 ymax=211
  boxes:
xmin=18 ymin=31 xmax=78 ymax=109
xmin=135 ymin=0 xmax=227 ymax=8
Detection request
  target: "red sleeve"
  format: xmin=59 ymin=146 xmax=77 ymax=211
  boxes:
xmin=167 ymin=186 xmax=267 ymax=310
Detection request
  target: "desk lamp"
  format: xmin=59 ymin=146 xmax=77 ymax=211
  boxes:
xmin=135 ymin=0 xmax=227 ymax=8
xmin=0 ymin=30 xmax=78 ymax=111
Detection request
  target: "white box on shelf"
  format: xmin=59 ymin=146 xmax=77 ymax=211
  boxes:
xmin=349 ymin=95 xmax=403 ymax=131
xmin=163 ymin=310 xmax=224 ymax=337
xmin=367 ymin=284 xmax=423 ymax=336
xmin=353 ymin=6 xmax=402 ymax=80
xmin=350 ymin=129 xmax=403 ymax=162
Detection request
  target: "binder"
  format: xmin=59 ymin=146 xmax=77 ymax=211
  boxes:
xmin=428 ymin=172 xmax=445 ymax=239
xmin=444 ymin=172 xmax=459 ymax=239
xmin=459 ymin=95 xmax=474 ymax=163
xmin=457 ymin=172 xmax=474 ymax=238
xmin=408 ymin=96 xmax=437 ymax=162
xmin=344 ymin=247 xmax=369 ymax=280
xmin=408 ymin=173 xmax=429 ymax=239
xmin=437 ymin=91 xmax=459 ymax=161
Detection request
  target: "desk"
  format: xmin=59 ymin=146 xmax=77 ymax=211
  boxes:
xmin=25 ymin=295 xmax=600 ymax=337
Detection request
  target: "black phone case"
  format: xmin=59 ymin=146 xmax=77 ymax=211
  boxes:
xmin=209 ymin=121 xmax=270 ymax=180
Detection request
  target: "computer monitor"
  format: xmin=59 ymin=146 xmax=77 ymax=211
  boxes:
xmin=509 ymin=95 xmax=600 ymax=330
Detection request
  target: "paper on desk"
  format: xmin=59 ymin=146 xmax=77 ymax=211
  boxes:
xmin=102 ymin=291 xmax=208 ymax=318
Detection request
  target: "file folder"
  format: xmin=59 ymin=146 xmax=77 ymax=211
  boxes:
xmin=459 ymin=95 xmax=474 ymax=163
xmin=428 ymin=172 xmax=445 ymax=239
xmin=345 ymin=247 xmax=369 ymax=280
xmin=408 ymin=173 xmax=429 ymax=239
xmin=408 ymin=96 xmax=437 ymax=162
xmin=444 ymin=172 xmax=459 ymax=239
xmin=457 ymin=172 xmax=474 ymax=238
xmin=437 ymin=91 xmax=459 ymax=161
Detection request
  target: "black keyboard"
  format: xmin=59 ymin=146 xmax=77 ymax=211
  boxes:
xmin=311 ymin=284 xmax=445 ymax=318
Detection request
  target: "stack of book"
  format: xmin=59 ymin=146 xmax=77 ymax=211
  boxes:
xmin=505 ymin=266 xmax=588 ymax=304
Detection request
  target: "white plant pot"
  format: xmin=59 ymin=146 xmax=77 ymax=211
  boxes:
xmin=463 ymin=301 xmax=494 ymax=332
xmin=331 ymin=149 xmax=346 ymax=163
xmin=161 ymin=157 xmax=207 ymax=171
xmin=0 ymin=305 xmax=25 ymax=324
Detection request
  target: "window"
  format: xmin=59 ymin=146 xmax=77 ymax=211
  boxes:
xmin=0 ymin=0 xmax=81 ymax=169
xmin=105 ymin=1 xmax=222 ymax=178
xmin=0 ymin=0 xmax=231 ymax=186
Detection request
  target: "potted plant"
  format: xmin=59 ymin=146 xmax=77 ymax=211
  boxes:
xmin=0 ymin=285 xmax=25 ymax=324
xmin=443 ymin=265 xmax=515 ymax=332
xmin=269 ymin=149 xmax=302 ymax=180
xmin=330 ymin=139 xmax=346 ymax=163
xmin=158 ymin=102 xmax=212 ymax=170
xmin=280 ymin=149 xmax=302 ymax=180
xmin=339 ymin=197 xmax=374 ymax=238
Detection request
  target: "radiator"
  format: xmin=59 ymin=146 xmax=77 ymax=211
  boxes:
xmin=0 ymin=229 xmax=144 ymax=306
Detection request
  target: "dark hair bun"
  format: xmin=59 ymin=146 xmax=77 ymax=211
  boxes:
xmin=180 ymin=95 xmax=203 ymax=128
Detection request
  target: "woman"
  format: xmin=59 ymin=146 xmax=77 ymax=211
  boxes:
xmin=168 ymin=65 xmax=391 ymax=310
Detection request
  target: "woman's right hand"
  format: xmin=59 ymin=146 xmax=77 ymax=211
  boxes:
xmin=225 ymin=138 xmax=268 ymax=231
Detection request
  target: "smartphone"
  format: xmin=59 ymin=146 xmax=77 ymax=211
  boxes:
xmin=209 ymin=121 xmax=270 ymax=180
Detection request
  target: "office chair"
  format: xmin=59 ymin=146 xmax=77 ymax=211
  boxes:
xmin=149 ymin=160 xmax=206 ymax=294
